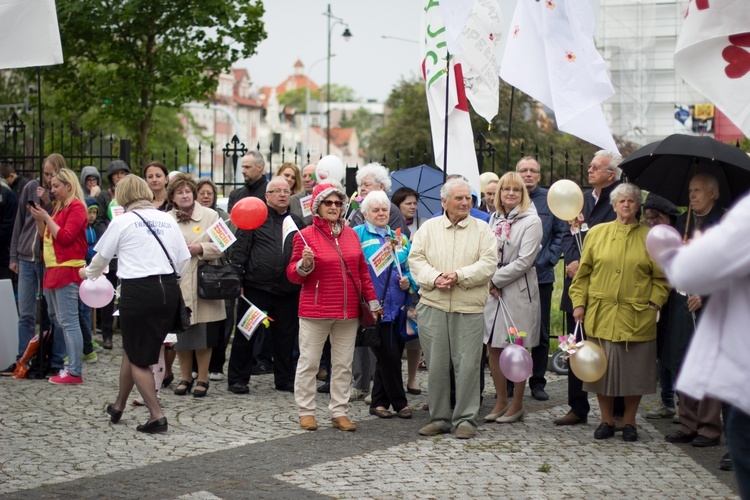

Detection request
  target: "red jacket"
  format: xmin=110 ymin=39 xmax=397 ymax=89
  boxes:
xmin=45 ymin=199 xmax=88 ymax=265
xmin=286 ymin=216 xmax=377 ymax=320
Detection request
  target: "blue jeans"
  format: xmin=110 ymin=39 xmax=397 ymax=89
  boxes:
xmin=45 ymin=283 xmax=83 ymax=377
xmin=726 ymin=406 xmax=750 ymax=499
xmin=17 ymin=260 xmax=66 ymax=368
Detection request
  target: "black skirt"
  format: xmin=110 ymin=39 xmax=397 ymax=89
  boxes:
xmin=119 ymin=274 xmax=180 ymax=367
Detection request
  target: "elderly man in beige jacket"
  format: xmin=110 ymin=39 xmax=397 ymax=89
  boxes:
xmin=408 ymin=178 xmax=497 ymax=439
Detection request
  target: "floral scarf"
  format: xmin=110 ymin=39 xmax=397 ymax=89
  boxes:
xmin=493 ymin=205 xmax=521 ymax=253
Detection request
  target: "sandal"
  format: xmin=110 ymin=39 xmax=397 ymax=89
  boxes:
xmin=174 ymin=380 xmax=193 ymax=396
xmin=193 ymin=381 xmax=209 ymax=398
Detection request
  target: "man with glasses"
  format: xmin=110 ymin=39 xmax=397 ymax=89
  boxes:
xmin=554 ymin=150 xmax=623 ymax=426
xmin=227 ymin=177 xmax=307 ymax=394
xmin=517 ymin=157 xmax=566 ymax=401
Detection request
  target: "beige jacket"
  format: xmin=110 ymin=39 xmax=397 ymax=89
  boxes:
xmin=170 ymin=203 xmax=227 ymax=325
xmin=408 ymin=214 xmax=496 ymax=314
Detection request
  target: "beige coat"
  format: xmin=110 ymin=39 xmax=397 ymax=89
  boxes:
xmin=170 ymin=203 xmax=227 ymax=325
xmin=408 ymin=214 xmax=497 ymax=314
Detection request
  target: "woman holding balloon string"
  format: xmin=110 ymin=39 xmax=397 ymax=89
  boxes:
xmin=80 ymin=175 xmax=189 ymax=432
xmin=483 ymin=172 xmax=542 ymax=424
xmin=568 ymin=183 xmax=669 ymax=442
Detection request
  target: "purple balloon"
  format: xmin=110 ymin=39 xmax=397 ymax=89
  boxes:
xmin=646 ymin=224 xmax=682 ymax=263
xmin=79 ymin=278 xmax=115 ymax=309
xmin=499 ymin=344 xmax=533 ymax=383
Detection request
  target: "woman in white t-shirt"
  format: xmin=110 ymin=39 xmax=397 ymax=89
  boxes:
xmin=82 ymin=175 xmax=190 ymax=434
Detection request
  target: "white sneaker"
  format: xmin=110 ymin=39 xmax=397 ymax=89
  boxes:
xmin=209 ymin=372 xmax=224 ymax=381
xmin=191 ymin=371 xmax=198 ymax=380
xmin=646 ymin=406 xmax=676 ymax=419
xmin=349 ymin=387 xmax=370 ymax=401
xmin=364 ymin=394 xmax=372 ymax=405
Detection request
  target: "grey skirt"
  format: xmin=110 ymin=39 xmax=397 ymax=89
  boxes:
xmin=582 ymin=338 xmax=657 ymax=397
xmin=173 ymin=322 xmax=219 ymax=351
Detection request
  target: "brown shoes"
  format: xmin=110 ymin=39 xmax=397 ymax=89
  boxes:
xmin=553 ymin=411 xmax=588 ymax=426
xmin=396 ymin=407 xmax=413 ymax=419
xmin=332 ymin=416 xmax=357 ymax=431
xmin=299 ymin=416 xmax=318 ymax=431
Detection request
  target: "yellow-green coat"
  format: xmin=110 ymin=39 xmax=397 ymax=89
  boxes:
xmin=569 ymin=221 xmax=669 ymax=343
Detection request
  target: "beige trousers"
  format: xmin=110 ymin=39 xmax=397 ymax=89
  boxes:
xmin=295 ymin=318 xmax=358 ymax=419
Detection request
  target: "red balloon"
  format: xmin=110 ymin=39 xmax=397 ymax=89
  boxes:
xmin=230 ymin=197 xmax=268 ymax=230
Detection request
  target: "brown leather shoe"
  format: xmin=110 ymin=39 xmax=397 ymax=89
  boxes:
xmin=332 ymin=416 xmax=357 ymax=431
xmin=396 ymin=407 xmax=413 ymax=419
xmin=299 ymin=416 xmax=318 ymax=431
xmin=553 ymin=411 xmax=588 ymax=426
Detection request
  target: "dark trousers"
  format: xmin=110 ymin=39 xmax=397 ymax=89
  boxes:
xmin=78 ymin=300 xmax=94 ymax=356
xmin=726 ymin=406 xmax=750 ymax=500
xmin=530 ymin=282 xmax=553 ymax=391
xmin=209 ymin=299 xmax=235 ymax=374
xmin=370 ymin=321 xmax=408 ymax=412
xmin=565 ymin=311 xmax=590 ymax=417
xmin=98 ymin=261 xmax=118 ymax=341
xmin=227 ymin=288 xmax=299 ymax=389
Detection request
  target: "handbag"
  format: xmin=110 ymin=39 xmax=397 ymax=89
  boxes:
xmin=197 ymin=263 xmax=241 ymax=300
xmin=132 ymin=211 xmax=192 ymax=332
xmin=355 ymin=266 xmax=393 ymax=348
xmin=313 ymin=226 xmax=378 ymax=327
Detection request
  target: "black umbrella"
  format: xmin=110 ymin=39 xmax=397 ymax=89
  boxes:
xmin=620 ymin=134 xmax=750 ymax=208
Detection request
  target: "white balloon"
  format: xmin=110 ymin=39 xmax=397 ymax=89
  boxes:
xmin=316 ymin=155 xmax=345 ymax=184
xmin=547 ymin=179 xmax=584 ymax=221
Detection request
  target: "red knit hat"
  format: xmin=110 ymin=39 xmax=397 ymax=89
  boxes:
xmin=311 ymin=182 xmax=348 ymax=218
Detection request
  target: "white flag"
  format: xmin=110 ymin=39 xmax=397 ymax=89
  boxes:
xmin=499 ymin=0 xmax=619 ymax=154
xmin=206 ymin=218 xmax=237 ymax=252
xmin=282 ymin=216 xmax=300 ymax=250
xmin=675 ymin=0 xmax=750 ymax=137
xmin=237 ymin=301 xmax=268 ymax=340
xmin=0 ymin=0 xmax=63 ymax=69
xmin=422 ymin=0 xmax=481 ymax=193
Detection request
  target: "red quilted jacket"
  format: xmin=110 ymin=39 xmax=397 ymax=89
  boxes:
xmin=286 ymin=216 xmax=377 ymax=319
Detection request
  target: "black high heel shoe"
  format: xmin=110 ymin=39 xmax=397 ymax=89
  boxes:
xmin=106 ymin=403 xmax=123 ymax=424
xmin=193 ymin=381 xmax=209 ymax=398
xmin=161 ymin=373 xmax=174 ymax=388
xmin=174 ymin=380 xmax=193 ymax=396
xmin=136 ymin=417 xmax=168 ymax=434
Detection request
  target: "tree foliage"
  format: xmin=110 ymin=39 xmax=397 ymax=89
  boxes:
xmin=46 ymin=0 xmax=267 ymax=166
xmin=278 ymin=86 xmax=317 ymax=113
xmin=339 ymin=107 xmax=381 ymax=153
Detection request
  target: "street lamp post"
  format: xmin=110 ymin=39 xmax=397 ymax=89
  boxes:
xmin=305 ymin=56 xmax=329 ymax=158
xmin=324 ymin=3 xmax=352 ymax=155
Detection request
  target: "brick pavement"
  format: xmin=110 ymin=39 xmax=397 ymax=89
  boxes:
xmin=0 ymin=336 xmax=740 ymax=499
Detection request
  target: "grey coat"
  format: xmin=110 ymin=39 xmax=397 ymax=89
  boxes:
xmin=484 ymin=203 xmax=543 ymax=348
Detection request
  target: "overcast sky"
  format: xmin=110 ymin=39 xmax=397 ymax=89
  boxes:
xmin=239 ymin=0 xmax=519 ymax=103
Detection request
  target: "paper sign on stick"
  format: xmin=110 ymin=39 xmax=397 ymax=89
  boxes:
xmin=368 ymin=241 xmax=395 ymax=277
xmin=237 ymin=302 xmax=267 ymax=340
xmin=299 ymin=195 xmax=312 ymax=218
xmin=206 ymin=218 xmax=237 ymax=252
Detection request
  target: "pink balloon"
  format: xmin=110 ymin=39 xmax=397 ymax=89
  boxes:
xmin=499 ymin=344 xmax=533 ymax=383
xmin=79 ymin=278 xmax=115 ymax=309
xmin=646 ymin=224 xmax=682 ymax=263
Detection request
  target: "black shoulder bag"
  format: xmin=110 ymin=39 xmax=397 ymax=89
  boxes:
xmin=132 ymin=211 xmax=192 ymax=332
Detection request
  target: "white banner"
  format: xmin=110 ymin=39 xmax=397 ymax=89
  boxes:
xmin=0 ymin=0 xmax=63 ymax=69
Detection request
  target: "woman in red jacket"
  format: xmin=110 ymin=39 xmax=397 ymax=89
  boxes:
xmin=287 ymin=182 xmax=378 ymax=432
xmin=29 ymin=168 xmax=88 ymax=384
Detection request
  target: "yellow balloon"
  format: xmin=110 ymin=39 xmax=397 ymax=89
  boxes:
xmin=569 ymin=340 xmax=607 ymax=383
xmin=547 ymin=179 xmax=584 ymax=221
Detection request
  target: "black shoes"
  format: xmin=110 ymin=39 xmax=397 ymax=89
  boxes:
xmin=665 ymin=430 xmax=697 ymax=444
xmin=136 ymin=417 xmax=168 ymax=434
xmin=531 ymin=388 xmax=550 ymax=401
xmin=102 ymin=338 xmax=113 ymax=350
xmin=622 ymin=424 xmax=638 ymax=442
xmin=594 ymin=422 xmax=615 ymax=440
xmin=228 ymin=383 xmax=250 ymax=394
xmin=106 ymin=404 xmax=123 ymax=424
xmin=692 ymin=435 xmax=721 ymax=447
xmin=161 ymin=373 xmax=174 ymax=388
xmin=720 ymin=453 xmax=733 ymax=471
xmin=174 ymin=380 xmax=193 ymax=396
xmin=0 ymin=363 xmax=16 ymax=376
xmin=193 ymin=381 xmax=209 ymax=398
xmin=250 ymin=364 xmax=273 ymax=375
xmin=275 ymin=384 xmax=294 ymax=393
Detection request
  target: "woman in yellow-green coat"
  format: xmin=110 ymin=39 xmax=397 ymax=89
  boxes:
xmin=569 ymin=183 xmax=669 ymax=442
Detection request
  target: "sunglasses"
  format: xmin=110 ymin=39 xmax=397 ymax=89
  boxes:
xmin=321 ymin=200 xmax=343 ymax=208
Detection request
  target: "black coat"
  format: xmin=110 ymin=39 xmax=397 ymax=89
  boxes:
xmin=231 ymin=206 xmax=306 ymax=296
xmin=560 ymin=181 xmax=620 ymax=312
xmin=662 ymin=203 xmax=724 ymax=373
xmin=227 ymin=176 xmax=268 ymax=213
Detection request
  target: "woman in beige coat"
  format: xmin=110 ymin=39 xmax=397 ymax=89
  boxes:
xmin=167 ymin=173 xmax=226 ymax=397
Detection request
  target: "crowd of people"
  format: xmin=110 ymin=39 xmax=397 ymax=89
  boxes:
xmin=0 ymin=152 xmax=746 ymax=487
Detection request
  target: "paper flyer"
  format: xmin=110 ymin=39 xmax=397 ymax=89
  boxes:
xmin=237 ymin=302 xmax=267 ymax=340
xmin=368 ymin=241 xmax=394 ymax=277
xmin=206 ymin=218 xmax=237 ymax=252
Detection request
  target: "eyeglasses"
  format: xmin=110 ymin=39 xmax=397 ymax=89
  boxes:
xmin=267 ymin=189 xmax=292 ymax=195
xmin=321 ymin=200 xmax=343 ymax=207
xmin=518 ymin=168 xmax=540 ymax=174
xmin=501 ymin=187 xmax=523 ymax=193
xmin=360 ymin=181 xmax=379 ymax=189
